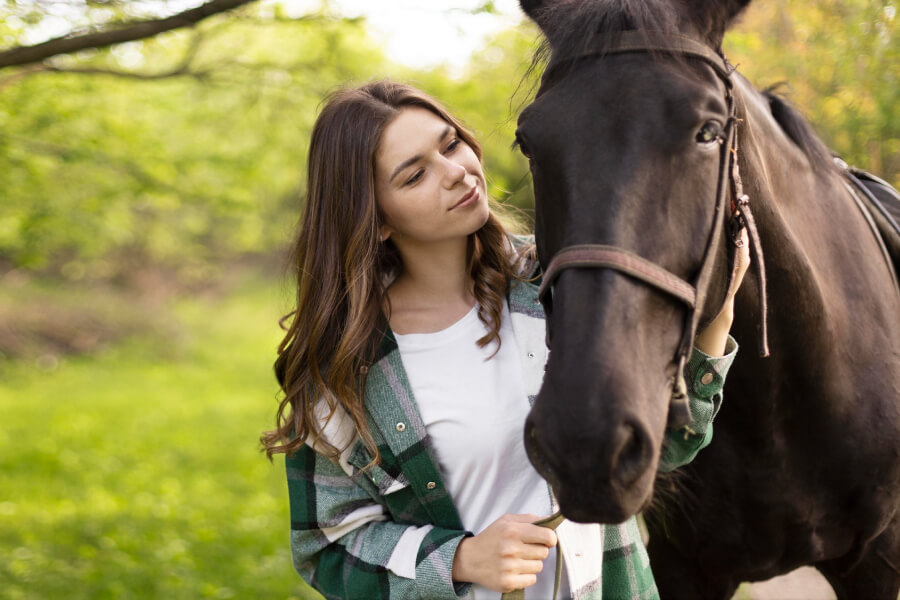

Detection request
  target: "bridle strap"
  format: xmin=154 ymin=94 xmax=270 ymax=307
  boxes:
xmin=729 ymin=128 xmax=771 ymax=357
xmin=545 ymin=31 xmax=735 ymax=88
xmin=538 ymin=245 xmax=697 ymax=308
xmin=537 ymin=31 xmax=749 ymax=429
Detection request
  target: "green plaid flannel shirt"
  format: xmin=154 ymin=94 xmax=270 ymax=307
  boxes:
xmin=285 ymin=241 xmax=737 ymax=600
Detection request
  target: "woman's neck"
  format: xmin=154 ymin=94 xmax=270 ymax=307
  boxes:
xmin=385 ymin=237 xmax=476 ymax=334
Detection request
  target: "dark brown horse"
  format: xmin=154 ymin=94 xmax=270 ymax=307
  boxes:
xmin=514 ymin=0 xmax=900 ymax=597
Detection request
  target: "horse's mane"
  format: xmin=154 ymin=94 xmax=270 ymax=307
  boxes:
xmin=761 ymin=85 xmax=834 ymax=174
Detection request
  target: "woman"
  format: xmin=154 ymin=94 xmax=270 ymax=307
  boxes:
xmin=262 ymin=80 xmax=746 ymax=599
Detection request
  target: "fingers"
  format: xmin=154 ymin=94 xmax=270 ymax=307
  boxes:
xmin=498 ymin=514 xmax=558 ymax=548
xmin=514 ymin=558 xmax=546 ymax=574
xmin=518 ymin=541 xmax=552 ymax=561
xmin=520 ymin=525 xmax=558 ymax=548
xmin=729 ymin=227 xmax=751 ymax=297
xmin=461 ymin=514 xmax=559 ymax=593
xmin=500 ymin=573 xmax=539 ymax=594
xmin=497 ymin=529 xmax=555 ymax=560
xmin=495 ymin=559 xmax=545 ymax=593
xmin=496 ymin=522 xmax=555 ymax=575
xmin=503 ymin=513 xmax=543 ymax=524
xmin=736 ymin=228 xmax=750 ymax=270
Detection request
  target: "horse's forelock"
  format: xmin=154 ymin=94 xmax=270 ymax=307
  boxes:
xmin=522 ymin=0 xmax=753 ymax=60
xmin=529 ymin=0 xmax=681 ymax=54
xmin=520 ymin=0 xmax=683 ymax=99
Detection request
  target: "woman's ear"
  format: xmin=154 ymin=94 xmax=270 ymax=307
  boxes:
xmin=379 ymin=224 xmax=393 ymax=242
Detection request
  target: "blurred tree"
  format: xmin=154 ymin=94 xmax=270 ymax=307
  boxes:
xmin=726 ymin=0 xmax=898 ymax=186
xmin=0 ymin=0 xmax=257 ymax=69
xmin=0 ymin=0 xmax=896 ymax=289
xmin=0 ymin=2 xmax=382 ymax=286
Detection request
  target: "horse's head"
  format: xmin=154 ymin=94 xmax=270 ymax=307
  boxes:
xmin=517 ymin=0 xmax=751 ymax=523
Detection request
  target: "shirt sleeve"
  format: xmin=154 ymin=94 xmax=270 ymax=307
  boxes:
xmin=659 ymin=335 xmax=738 ymax=472
xmin=285 ymin=443 xmax=472 ymax=600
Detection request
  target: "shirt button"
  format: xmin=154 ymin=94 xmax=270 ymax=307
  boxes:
xmin=700 ymin=372 xmax=714 ymax=385
xmin=426 ymin=481 xmax=436 ymax=490
xmin=528 ymin=352 xmax=535 ymax=358
xmin=396 ymin=422 xmax=406 ymax=432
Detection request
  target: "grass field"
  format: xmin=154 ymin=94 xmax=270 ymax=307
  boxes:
xmin=1 ymin=274 xmax=847 ymax=600
xmin=0 ymin=276 xmax=322 ymax=599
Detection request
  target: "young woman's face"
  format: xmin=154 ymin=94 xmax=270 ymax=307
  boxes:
xmin=374 ymin=107 xmax=489 ymax=245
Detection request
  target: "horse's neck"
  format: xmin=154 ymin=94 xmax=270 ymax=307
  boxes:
xmin=734 ymin=75 xmax=900 ymax=351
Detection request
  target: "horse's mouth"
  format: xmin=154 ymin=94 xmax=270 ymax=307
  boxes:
xmin=555 ymin=475 xmax=656 ymax=524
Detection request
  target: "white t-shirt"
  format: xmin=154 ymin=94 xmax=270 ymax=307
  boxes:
xmin=394 ymin=300 xmax=568 ymax=600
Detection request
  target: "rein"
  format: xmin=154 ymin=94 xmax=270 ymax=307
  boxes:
xmin=536 ymin=31 xmax=770 ymax=430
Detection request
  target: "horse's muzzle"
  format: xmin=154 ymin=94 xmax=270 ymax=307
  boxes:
xmin=524 ymin=409 xmax=656 ymax=523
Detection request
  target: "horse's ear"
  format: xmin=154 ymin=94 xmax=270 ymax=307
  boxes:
xmin=519 ymin=0 xmax=555 ymax=26
xmin=688 ymin=0 xmax=752 ymax=46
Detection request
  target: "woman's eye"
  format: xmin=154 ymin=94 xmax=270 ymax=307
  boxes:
xmin=445 ymin=138 xmax=461 ymax=153
xmin=696 ymin=121 xmax=723 ymax=144
xmin=405 ymin=170 xmax=424 ymax=186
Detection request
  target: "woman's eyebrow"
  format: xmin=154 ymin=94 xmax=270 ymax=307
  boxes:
xmin=389 ymin=125 xmax=453 ymax=183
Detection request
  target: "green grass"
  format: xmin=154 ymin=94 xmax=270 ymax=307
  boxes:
xmin=2 ymin=275 xmax=844 ymax=600
xmin=0 ymin=276 xmax=322 ymax=599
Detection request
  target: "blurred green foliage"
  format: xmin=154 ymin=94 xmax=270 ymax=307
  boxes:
xmin=0 ymin=1 xmax=897 ymax=598
xmin=0 ymin=276 xmax=326 ymax=598
xmin=0 ymin=6 xmax=390 ymax=282
xmin=1 ymin=1 xmax=895 ymax=284
xmin=726 ymin=0 xmax=898 ymax=184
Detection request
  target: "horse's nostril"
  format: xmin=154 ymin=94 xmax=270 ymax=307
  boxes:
xmin=524 ymin=415 xmax=537 ymax=443
xmin=524 ymin=416 xmax=542 ymax=459
xmin=523 ymin=415 xmax=557 ymax=482
xmin=612 ymin=422 xmax=652 ymax=488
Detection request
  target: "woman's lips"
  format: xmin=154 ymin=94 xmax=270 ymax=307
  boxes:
xmin=450 ymin=185 xmax=478 ymax=210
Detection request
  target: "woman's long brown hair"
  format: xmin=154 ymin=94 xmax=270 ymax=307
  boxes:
xmin=261 ymin=80 xmax=530 ymax=463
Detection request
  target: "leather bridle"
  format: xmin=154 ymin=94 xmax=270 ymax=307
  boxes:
xmin=533 ymin=31 xmax=770 ymax=429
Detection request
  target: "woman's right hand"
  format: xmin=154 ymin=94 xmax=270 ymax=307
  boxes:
xmin=451 ymin=513 xmax=558 ymax=592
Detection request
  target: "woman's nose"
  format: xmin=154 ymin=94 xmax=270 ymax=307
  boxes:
xmin=441 ymin=157 xmax=467 ymax=188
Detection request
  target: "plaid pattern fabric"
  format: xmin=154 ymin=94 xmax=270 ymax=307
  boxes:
xmin=285 ymin=236 xmax=738 ymax=599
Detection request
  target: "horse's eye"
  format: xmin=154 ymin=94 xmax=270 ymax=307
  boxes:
xmin=515 ymin=132 xmax=533 ymax=160
xmin=696 ymin=121 xmax=723 ymax=144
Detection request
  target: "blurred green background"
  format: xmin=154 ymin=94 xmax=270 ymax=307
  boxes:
xmin=0 ymin=0 xmax=896 ymax=598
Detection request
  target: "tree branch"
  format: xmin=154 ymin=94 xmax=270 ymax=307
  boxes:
xmin=37 ymin=64 xmax=213 ymax=80
xmin=0 ymin=29 xmax=209 ymax=87
xmin=0 ymin=0 xmax=258 ymax=70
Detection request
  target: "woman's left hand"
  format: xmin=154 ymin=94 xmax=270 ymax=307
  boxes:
xmin=694 ymin=227 xmax=751 ymax=357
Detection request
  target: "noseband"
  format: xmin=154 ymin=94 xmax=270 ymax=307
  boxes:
xmin=535 ymin=31 xmax=770 ymax=429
